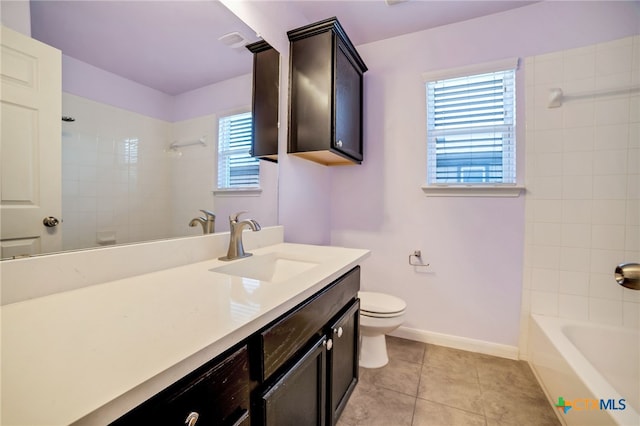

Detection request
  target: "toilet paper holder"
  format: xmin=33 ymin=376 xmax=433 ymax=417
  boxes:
xmin=409 ymin=250 xmax=429 ymax=267
xmin=615 ymin=263 xmax=640 ymax=290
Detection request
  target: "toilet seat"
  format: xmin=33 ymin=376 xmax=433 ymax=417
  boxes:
xmin=359 ymin=291 xmax=406 ymax=317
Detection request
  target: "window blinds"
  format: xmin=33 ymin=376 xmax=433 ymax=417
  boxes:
xmin=217 ymin=112 xmax=260 ymax=189
xmin=426 ymin=69 xmax=516 ymax=184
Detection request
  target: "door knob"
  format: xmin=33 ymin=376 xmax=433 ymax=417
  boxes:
xmin=42 ymin=217 xmax=60 ymax=227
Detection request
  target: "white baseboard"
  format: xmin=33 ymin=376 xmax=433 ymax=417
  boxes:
xmin=389 ymin=326 xmax=520 ymax=360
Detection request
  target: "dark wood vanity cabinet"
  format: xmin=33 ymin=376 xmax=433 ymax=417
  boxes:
xmin=255 ymin=266 xmax=360 ymax=426
xmin=111 ymin=344 xmax=251 ymax=426
xmin=287 ymin=18 xmax=367 ymax=166
xmin=247 ymin=40 xmax=279 ymax=162
xmin=112 ymin=267 xmax=360 ymax=426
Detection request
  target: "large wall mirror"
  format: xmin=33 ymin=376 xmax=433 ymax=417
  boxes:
xmin=0 ymin=1 xmax=279 ymax=259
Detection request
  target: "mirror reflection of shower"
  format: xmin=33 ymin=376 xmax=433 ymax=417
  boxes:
xmin=166 ymin=136 xmax=207 ymax=158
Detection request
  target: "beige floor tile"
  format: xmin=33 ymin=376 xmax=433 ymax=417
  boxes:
xmin=412 ymin=398 xmax=486 ymax=426
xmin=477 ymin=358 xmax=547 ymax=401
xmin=387 ymin=335 xmax=426 ymax=364
xmin=481 ymin=389 xmax=560 ymax=425
xmin=343 ymin=338 xmax=559 ymax=426
xmin=359 ymin=357 xmax=422 ymax=397
xmin=423 ymin=344 xmax=481 ymax=375
xmin=418 ymin=365 xmax=484 ymax=415
xmin=338 ymin=380 xmax=415 ymax=426
xmin=424 ymin=344 xmax=477 ymax=367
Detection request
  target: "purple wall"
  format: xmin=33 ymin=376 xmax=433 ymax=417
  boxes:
xmin=61 ymin=55 xmax=253 ymax=123
xmin=62 ymin=55 xmax=174 ymax=122
xmin=330 ymin=0 xmax=640 ymax=348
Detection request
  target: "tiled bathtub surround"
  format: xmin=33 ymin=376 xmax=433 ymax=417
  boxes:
xmin=62 ymin=93 xmax=174 ymax=250
xmin=522 ymin=35 xmax=640 ymax=341
xmin=61 ymin=89 xmax=278 ymax=251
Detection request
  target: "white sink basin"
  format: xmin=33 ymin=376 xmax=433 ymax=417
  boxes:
xmin=210 ymin=252 xmax=320 ymax=283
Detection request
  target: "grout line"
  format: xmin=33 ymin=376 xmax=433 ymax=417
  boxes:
xmin=410 ymin=360 xmax=427 ymax=425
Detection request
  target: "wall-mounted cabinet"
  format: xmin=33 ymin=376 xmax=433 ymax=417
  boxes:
xmin=247 ymin=41 xmax=280 ymax=162
xmin=287 ymin=18 xmax=368 ymax=166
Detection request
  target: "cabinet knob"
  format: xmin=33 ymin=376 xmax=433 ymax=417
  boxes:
xmin=334 ymin=327 xmax=343 ymax=338
xmin=325 ymin=338 xmax=333 ymax=351
xmin=185 ymin=412 xmax=199 ymax=426
xmin=336 ymin=140 xmax=343 ymax=148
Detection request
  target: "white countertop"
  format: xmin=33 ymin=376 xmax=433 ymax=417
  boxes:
xmin=1 ymin=243 xmax=369 ymax=426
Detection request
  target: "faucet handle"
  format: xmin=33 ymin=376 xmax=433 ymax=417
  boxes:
xmin=200 ymin=209 xmax=216 ymax=219
xmin=229 ymin=211 xmax=248 ymax=223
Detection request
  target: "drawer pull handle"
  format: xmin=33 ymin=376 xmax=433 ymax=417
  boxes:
xmin=335 ymin=326 xmax=343 ymax=338
xmin=185 ymin=412 xmax=199 ymax=426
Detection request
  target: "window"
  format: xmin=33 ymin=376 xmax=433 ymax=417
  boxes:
xmin=425 ymin=63 xmax=517 ymax=187
xmin=217 ymin=112 xmax=260 ymax=190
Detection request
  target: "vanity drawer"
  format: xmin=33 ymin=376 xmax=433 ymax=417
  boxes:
xmin=257 ymin=266 xmax=360 ymax=382
xmin=112 ymin=344 xmax=250 ymax=426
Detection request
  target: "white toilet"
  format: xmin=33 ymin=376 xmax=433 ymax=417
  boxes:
xmin=358 ymin=291 xmax=406 ymax=368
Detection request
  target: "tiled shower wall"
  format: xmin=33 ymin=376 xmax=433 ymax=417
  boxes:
xmin=522 ymin=35 xmax=640 ymax=340
xmin=62 ymin=93 xmax=173 ymax=250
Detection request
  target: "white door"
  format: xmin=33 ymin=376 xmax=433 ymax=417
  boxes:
xmin=1 ymin=26 xmax=62 ymax=259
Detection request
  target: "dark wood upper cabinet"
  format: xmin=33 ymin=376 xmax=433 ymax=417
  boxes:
xmin=247 ymin=41 xmax=280 ymax=162
xmin=287 ymin=17 xmax=367 ymax=166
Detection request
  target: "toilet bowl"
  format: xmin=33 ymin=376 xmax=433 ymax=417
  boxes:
xmin=358 ymin=291 xmax=406 ymax=368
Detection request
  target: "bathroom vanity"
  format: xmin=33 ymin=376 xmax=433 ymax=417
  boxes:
xmin=112 ymin=266 xmax=360 ymax=426
xmin=1 ymin=240 xmax=368 ymax=426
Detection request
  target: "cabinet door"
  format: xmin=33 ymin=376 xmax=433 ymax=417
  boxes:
xmin=333 ymin=40 xmax=363 ymax=163
xmin=288 ymin=31 xmax=333 ymax=154
xmin=250 ymin=43 xmax=279 ymax=161
xmin=261 ymin=336 xmax=327 ymax=426
xmin=259 ymin=266 xmax=360 ymax=382
xmin=327 ymin=299 xmax=360 ymax=425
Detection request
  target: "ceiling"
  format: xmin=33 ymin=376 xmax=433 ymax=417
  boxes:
xmin=30 ymin=0 xmax=538 ymax=96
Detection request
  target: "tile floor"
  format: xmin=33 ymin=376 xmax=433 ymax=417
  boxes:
xmin=338 ymin=336 xmax=561 ymax=426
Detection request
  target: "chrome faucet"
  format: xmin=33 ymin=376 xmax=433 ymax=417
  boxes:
xmin=189 ymin=210 xmax=216 ymax=234
xmin=219 ymin=211 xmax=261 ymax=261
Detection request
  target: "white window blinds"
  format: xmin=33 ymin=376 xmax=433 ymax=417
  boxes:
xmin=217 ymin=112 xmax=260 ymax=190
xmin=426 ymin=68 xmax=516 ymax=185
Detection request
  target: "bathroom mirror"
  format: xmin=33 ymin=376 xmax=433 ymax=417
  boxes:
xmin=0 ymin=1 xmax=279 ymax=259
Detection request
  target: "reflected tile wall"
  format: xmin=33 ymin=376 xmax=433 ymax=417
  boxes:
xmin=61 ymin=93 xmax=172 ymax=251
xmin=521 ymin=35 xmax=640 ymax=352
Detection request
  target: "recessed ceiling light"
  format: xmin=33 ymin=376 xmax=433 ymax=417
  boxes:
xmin=385 ymin=0 xmax=409 ymax=5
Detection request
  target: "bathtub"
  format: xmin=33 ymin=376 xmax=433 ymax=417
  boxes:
xmin=529 ymin=315 xmax=640 ymax=426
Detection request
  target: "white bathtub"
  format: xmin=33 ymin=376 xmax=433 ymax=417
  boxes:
xmin=529 ymin=315 xmax=640 ymax=426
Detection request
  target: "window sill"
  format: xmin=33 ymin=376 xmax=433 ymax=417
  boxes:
xmin=213 ymin=188 xmax=262 ymax=197
xmin=421 ymin=185 xmax=524 ymax=198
